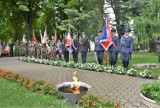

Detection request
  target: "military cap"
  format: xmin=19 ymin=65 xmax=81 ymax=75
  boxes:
xmin=65 ymin=32 xmax=68 ymax=35
xmin=124 ymin=28 xmax=131 ymax=33
xmin=98 ymin=30 xmax=102 ymax=33
xmin=82 ymin=31 xmax=85 ymax=34
xmin=111 ymin=28 xmax=116 ymax=32
xmin=74 ymin=32 xmax=78 ymax=35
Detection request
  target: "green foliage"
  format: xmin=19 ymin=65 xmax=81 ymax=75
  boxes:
xmin=0 ymin=78 xmax=69 ymax=108
xmin=140 ymin=81 xmax=160 ymax=103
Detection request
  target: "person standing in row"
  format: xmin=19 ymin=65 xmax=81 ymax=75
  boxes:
xmin=94 ymin=30 xmax=104 ymax=65
xmin=72 ymin=33 xmax=80 ymax=63
xmin=0 ymin=39 xmax=3 ymax=57
xmin=50 ymin=36 xmax=56 ymax=60
xmin=108 ymin=28 xmax=119 ymax=67
xmin=57 ymin=39 xmax=63 ymax=61
xmin=119 ymin=28 xmax=133 ymax=70
xmin=80 ymin=32 xmax=89 ymax=64
xmin=63 ymin=33 xmax=69 ymax=62
xmin=155 ymin=36 xmax=160 ymax=63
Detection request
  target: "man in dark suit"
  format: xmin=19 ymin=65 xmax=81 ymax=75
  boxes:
xmin=62 ymin=32 xmax=69 ymax=62
xmin=72 ymin=33 xmax=80 ymax=63
xmin=80 ymin=32 xmax=89 ymax=64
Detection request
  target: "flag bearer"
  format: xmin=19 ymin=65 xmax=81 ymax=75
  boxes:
xmin=108 ymin=28 xmax=119 ymax=67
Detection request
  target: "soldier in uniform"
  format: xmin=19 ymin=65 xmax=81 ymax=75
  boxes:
xmin=80 ymin=32 xmax=89 ymax=64
xmin=0 ymin=39 xmax=3 ymax=57
xmin=50 ymin=36 xmax=57 ymax=60
xmin=94 ymin=30 xmax=104 ymax=65
xmin=41 ymin=43 xmax=46 ymax=59
xmin=57 ymin=39 xmax=63 ymax=61
xmin=72 ymin=33 xmax=80 ymax=63
xmin=155 ymin=36 xmax=160 ymax=63
xmin=36 ymin=42 xmax=41 ymax=59
xmin=15 ymin=40 xmax=20 ymax=57
xmin=62 ymin=33 xmax=69 ymax=62
xmin=108 ymin=28 xmax=119 ymax=67
xmin=119 ymin=28 xmax=133 ymax=70
xmin=45 ymin=36 xmax=51 ymax=59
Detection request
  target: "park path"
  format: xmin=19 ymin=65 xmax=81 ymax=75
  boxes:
xmin=0 ymin=57 xmax=154 ymax=108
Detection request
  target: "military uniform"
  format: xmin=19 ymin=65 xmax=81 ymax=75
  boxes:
xmin=57 ymin=40 xmax=63 ymax=61
xmin=108 ymin=28 xmax=119 ymax=67
xmin=156 ymin=37 xmax=160 ymax=62
xmin=94 ymin=30 xmax=104 ymax=65
xmin=80 ymin=32 xmax=89 ymax=64
xmin=50 ymin=39 xmax=56 ymax=60
xmin=36 ymin=43 xmax=41 ymax=59
xmin=63 ymin=39 xmax=69 ymax=62
xmin=72 ymin=34 xmax=80 ymax=63
xmin=15 ymin=40 xmax=20 ymax=57
xmin=0 ymin=40 xmax=3 ymax=57
xmin=119 ymin=29 xmax=133 ymax=69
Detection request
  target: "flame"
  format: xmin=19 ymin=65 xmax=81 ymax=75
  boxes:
xmin=70 ymin=71 xmax=80 ymax=94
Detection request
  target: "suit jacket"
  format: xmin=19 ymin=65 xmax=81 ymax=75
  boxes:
xmin=80 ymin=38 xmax=89 ymax=52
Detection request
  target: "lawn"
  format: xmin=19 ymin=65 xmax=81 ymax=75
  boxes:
xmin=0 ymin=78 xmax=69 ymax=108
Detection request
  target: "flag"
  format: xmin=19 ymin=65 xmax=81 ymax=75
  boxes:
xmin=54 ymin=30 xmax=57 ymax=42
xmin=32 ymin=30 xmax=37 ymax=42
xmin=65 ymin=30 xmax=73 ymax=53
xmin=22 ymin=34 xmax=27 ymax=43
xmin=100 ymin=19 xmax=113 ymax=50
xmin=42 ymin=26 xmax=47 ymax=44
xmin=43 ymin=26 xmax=50 ymax=53
xmin=39 ymin=30 xmax=43 ymax=43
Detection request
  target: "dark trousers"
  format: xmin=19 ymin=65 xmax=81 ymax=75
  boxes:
xmin=81 ymin=52 xmax=87 ymax=64
xmin=96 ymin=50 xmax=104 ymax=65
xmin=63 ymin=51 xmax=69 ymax=62
xmin=72 ymin=51 xmax=78 ymax=63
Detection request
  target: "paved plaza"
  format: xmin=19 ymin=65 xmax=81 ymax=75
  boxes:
xmin=0 ymin=57 xmax=154 ymax=108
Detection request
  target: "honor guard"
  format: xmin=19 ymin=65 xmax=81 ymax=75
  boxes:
xmin=0 ymin=40 xmax=3 ymax=57
xmin=45 ymin=36 xmax=51 ymax=59
xmin=72 ymin=33 xmax=80 ymax=63
xmin=94 ymin=30 xmax=104 ymax=65
xmin=108 ymin=28 xmax=119 ymax=67
xmin=63 ymin=32 xmax=69 ymax=62
xmin=80 ymin=32 xmax=89 ymax=64
xmin=50 ymin=36 xmax=57 ymax=60
xmin=57 ymin=39 xmax=63 ymax=61
xmin=155 ymin=36 xmax=160 ymax=62
xmin=119 ymin=28 xmax=133 ymax=70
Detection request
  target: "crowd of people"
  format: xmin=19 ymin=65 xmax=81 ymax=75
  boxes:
xmin=0 ymin=28 xmax=136 ymax=70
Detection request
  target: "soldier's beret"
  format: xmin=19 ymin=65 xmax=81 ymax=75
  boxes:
xmin=98 ymin=30 xmax=102 ymax=33
xmin=111 ymin=28 xmax=116 ymax=32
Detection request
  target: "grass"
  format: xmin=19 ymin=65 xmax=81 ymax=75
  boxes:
xmin=0 ymin=78 xmax=69 ymax=108
xmin=76 ymin=52 xmax=160 ymax=76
